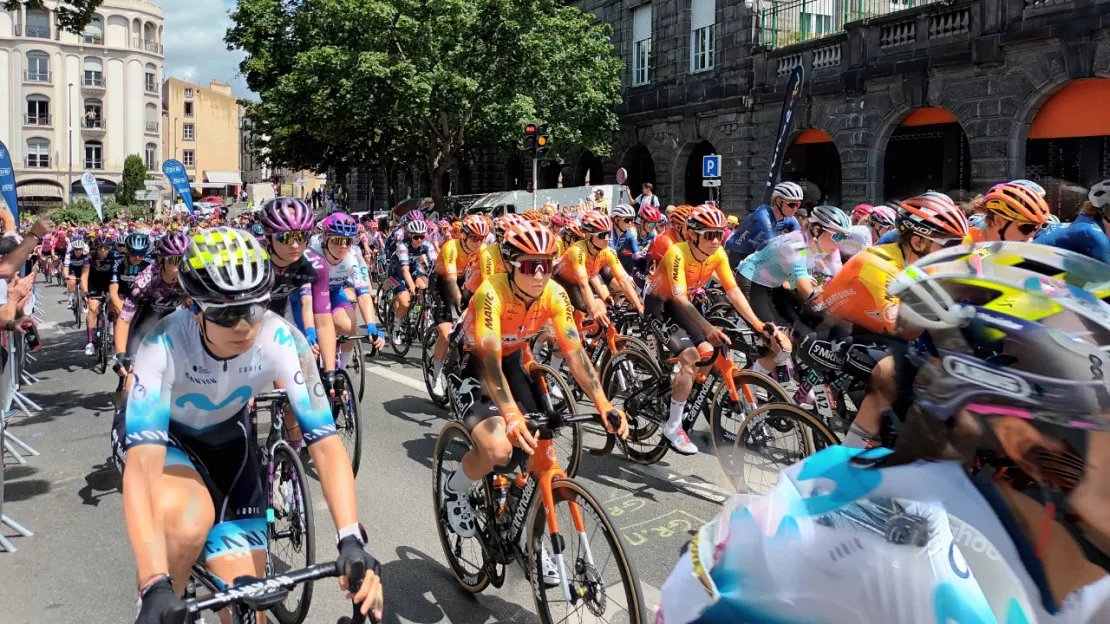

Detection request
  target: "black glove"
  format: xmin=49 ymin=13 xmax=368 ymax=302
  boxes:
xmin=114 ymin=353 xmax=133 ymax=374
xmin=337 ymin=536 xmax=381 ymax=594
xmin=134 ymin=577 xmax=183 ymax=624
xmin=322 ymin=370 xmax=337 ymax=395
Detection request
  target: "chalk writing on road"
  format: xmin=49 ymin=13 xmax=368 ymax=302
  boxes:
xmin=618 ymin=509 xmax=706 ymax=547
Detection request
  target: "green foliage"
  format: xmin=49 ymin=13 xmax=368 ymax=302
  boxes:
xmin=51 ymin=198 xmax=98 ymax=224
xmin=105 ymin=203 xmax=150 ymax=221
xmin=115 ymin=155 xmax=148 ymax=207
xmin=4 ymin=0 xmax=102 ymax=34
xmin=227 ymin=0 xmax=623 ymax=209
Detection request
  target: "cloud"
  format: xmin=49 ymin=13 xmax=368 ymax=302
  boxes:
xmin=160 ymin=0 xmax=255 ymax=99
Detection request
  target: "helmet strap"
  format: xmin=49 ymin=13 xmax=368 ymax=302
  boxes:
xmin=505 ymin=265 xmax=538 ymax=306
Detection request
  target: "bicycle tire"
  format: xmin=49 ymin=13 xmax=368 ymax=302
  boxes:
xmin=352 ymin=338 xmax=366 ymax=403
xmin=333 ymin=369 xmax=363 ymax=477
xmin=390 ymin=314 xmax=412 ymax=357
xmin=597 ymin=336 xmax=653 ymax=381
xmin=267 ymin=442 xmax=316 ymax=624
xmin=724 ymin=403 xmax=839 ymax=495
xmin=529 ymin=478 xmax=646 ymax=624
xmin=431 ymin=422 xmax=492 ymax=593
xmin=73 ymin=285 xmax=82 ymax=329
xmin=527 ymin=363 xmax=582 ymax=479
xmin=601 ymin=349 xmax=670 ymax=465
xmin=97 ymin=312 xmax=110 ymax=374
xmin=709 ymin=370 xmax=793 ymax=483
xmin=422 ymin=326 xmax=449 ymax=408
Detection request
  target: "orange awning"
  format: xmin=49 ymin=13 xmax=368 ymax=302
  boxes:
xmin=794 ymin=129 xmax=833 ymax=144
xmin=1029 ymin=79 xmax=1110 ymax=139
xmin=900 ymin=108 xmax=958 ymax=127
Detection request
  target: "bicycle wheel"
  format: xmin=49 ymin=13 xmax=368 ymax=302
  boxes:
xmin=422 ymin=326 xmax=449 ymax=408
xmin=601 ymin=349 xmax=670 ymax=465
xmin=97 ymin=315 xmax=110 ymax=374
xmin=597 ymin=336 xmax=652 ymax=380
xmin=529 ymin=363 xmax=582 ymax=479
xmin=529 ymin=478 xmax=645 ymax=624
xmin=333 ymin=369 xmax=363 ymax=477
xmin=350 ymin=338 xmax=366 ymax=403
xmin=267 ymin=442 xmax=316 ymax=624
xmin=709 ymin=370 xmax=793 ymax=483
xmin=73 ymin=287 xmax=82 ymax=329
xmin=390 ymin=314 xmax=412 ymax=357
xmin=725 ymin=403 xmax=838 ymax=495
xmin=431 ymin=422 xmax=492 ymax=593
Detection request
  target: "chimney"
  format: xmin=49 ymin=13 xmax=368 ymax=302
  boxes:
xmin=209 ymin=79 xmax=232 ymax=96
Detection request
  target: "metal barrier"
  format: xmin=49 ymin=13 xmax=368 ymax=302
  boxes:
xmin=758 ymin=0 xmax=941 ymax=49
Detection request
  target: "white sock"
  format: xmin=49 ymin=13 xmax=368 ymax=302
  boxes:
xmin=751 ymin=360 xmax=771 ymax=376
xmin=433 ymin=358 xmax=445 ymax=380
xmin=550 ymin=354 xmax=564 ymax=371
xmin=667 ymin=400 xmax=686 ymax=430
xmin=843 ymin=423 xmax=876 ymax=449
xmin=447 ymin=466 xmax=479 ymax=494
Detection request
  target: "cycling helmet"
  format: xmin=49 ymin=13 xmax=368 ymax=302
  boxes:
xmin=324 ymin=213 xmax=359 ymax=237
xmin=180 ymin=228 xmax=273 ymax=305
xmin=983 ymin=183 xmax=1051 ymax=225
xmin=638 ymin=205 xmax=663 ymax=223
xmin=70 ymin=239 xmax=87 ymax=252
xmin=157 ymin=231 xmax=189 ymax=257
xmin=670 ymin=205 xmax=693 ymax=228
xmin=1048 ymin=214 xmax=1061 ymax=225
xmin=406 ymin=219 xmax=428 ymax=235
xmin=1010 ymin=179 xmax=1046 ymax=196
xmin=460 ymin=215 xmax=489 ymax=238
xmin=522 ymin=209 xmax=543 ymax=223
xmin=895 ymin=193 xmax=969 ymax=239
xmin=502 ymin=221 xmax=558 ymax=258
xmin=809 ymin=205 xmax=852 ymax=234
xmin=540 ymin=204 xmax=557 ymax=218
xmin=771 ymin=181 xmax=804 ymax=202
xmin=562 ymin=219 xmax=585 ymax=240
xmin=402 ymin=209 xmax=425 ymax=225
xmin=580 ymin=212 xmax=613 ymax=234
xmin=125 ymin=233 xmax=152 ymax=255
xmin=93 ymin=235 xmax=112 ymax=249
xmin=868 ymin=205 xmax=898 ymax=229
xmin=437 ymin=219 xmax=450 ymax=230
xmin=611 ymin=204 xmax=636 ymax=219
xmin=550 ymin=215 xmax=567 ymax=227
xmin=261 ymin=197 xmax=315 ymax=232
xmin=250 ymin=223 xmax=266 ymax=237
xmin=115 ymin=232 xmax=128 ymax=245
xmin=890 ymin=242 xmax=1110 ymax=428
xmin=852 ymin=204 xmax=875 ymax=220
xmin=686 ymin=205 xmax=727 ymax=231
xmin=494 ymin=213 xmax=525 ymax=238
xmin=1088 ymin=180 xmax=1110 ymax=210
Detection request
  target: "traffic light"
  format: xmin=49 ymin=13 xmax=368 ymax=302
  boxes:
xmin=523 ymin=123 xmax=537 ymax=157
xmin=536 ymin=125 xmax=550 ymax=157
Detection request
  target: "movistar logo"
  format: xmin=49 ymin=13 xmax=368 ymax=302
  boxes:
xmin=273 ymin=327 xmax=294 ymax=346
xmin=175 ymin=385 xmax=253 ymax=412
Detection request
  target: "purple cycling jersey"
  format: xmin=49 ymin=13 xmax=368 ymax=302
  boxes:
xmin=120 ymin=264 xmax=186 ymax=322
xmin=270 ymin=248 xmax=331 ymax=316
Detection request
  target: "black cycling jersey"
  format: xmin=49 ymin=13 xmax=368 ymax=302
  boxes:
xmin=111 ymin=256 xmax=154 ymax=290
xmin=268 ymin=251 xmax=322 ymax=315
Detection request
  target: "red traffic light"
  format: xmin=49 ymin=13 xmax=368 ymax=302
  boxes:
xmin=525 ymin=124 xmax=537 ymax=133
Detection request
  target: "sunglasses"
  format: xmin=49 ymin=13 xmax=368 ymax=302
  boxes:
xmin=199 ymin=301 xmax=268 ymax=328
xmin=508 ymin=258 xmax=554 ymax=275
xmin=1012 ymin=221 xmax=1043 ymax=236
xmin=921 ymin=234 xmax=965 ymax=249
xmin=697 ymin=230 xmax=725 ymax=242
xmin=616 ymin=218 xmax=633 ymax=224
xmin=783 ymin=201 xmax=801 ymax=209
xmin=163 ymin=255 xmax=182 ymax=266
xmin=327 ymin=236 xmax=354 ymax=247
xmin=592 ymin=231 xmax=610 ymax=240
xmin=411 ymin=235 xmax=426 ymax=241
xmin=274 ymin=231 xmax=309 ymax=245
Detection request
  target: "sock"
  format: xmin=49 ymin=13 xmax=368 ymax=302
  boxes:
xmin=666 ymin=400 xmax=686 ymax=430
xmin=433 ymin=358 xmax=445 ymax=380
xmin=447 ymin=466 xmax=479 ymax=494
xmin=86 ymin=325 xmax=94 ymax=343
xmin=751 ymin=360 xmax=771 ymax=376
xmin=550 ymin=354 xmax=564 ymax=371
xmin=843 ymin=422 xmax=877 ymax=449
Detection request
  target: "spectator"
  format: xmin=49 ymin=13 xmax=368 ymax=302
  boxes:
xmin=0 ymin=216 xmax=51 ymax=281
xmin=629 ymin=182 xmax=660 ymax=209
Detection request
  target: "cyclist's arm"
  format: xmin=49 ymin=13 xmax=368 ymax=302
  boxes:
xmin=79 ymin=264 xmax=90 ymax=296
xmin=306 ymin=254 xmax=338 ymax=369
xmin=549 ymin=287 xmax=613 ymax=414
xmin=439 ymin=244 xmax=464 ymax=307
xmin=605 ymin=249 xmax=643 ymax=313
xmin=62 ymin=252 xmax=71 ymax=279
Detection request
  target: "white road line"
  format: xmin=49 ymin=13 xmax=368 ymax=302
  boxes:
xmin=366 ymin=364 xmax=425 ymax=392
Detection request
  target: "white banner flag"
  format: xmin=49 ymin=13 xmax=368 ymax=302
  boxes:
xmin=81 ymin=171 xmax=103 ymax=221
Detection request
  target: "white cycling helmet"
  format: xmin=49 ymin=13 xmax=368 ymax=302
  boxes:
xmin=809 ymin=205 xmax=851 ymax=234
xmin=1089 ymin=180 xmax=1110 ymax=209
xmin=772 ymin=181 xmax=804 ymax=202
xmin=70 ymin=239 xmax=88 ymax=252
xmin=610 ymin=204 xmax=636 ymax=219
xmin=406 ymin=219 xmax=428 ymax=235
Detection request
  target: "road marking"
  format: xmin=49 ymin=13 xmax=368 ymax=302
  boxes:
xmin=366 ymin=364 xmax=425 ymax=392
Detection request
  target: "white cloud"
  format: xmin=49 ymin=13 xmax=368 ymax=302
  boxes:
xmin=159 ymin=0 xmax=255 ymax=99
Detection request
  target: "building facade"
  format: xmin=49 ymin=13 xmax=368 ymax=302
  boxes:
xmin=162 ymin=77 xmax=241 ymax=196
xmin=565 ymin=0 xmax=1110 ymax=217
xmin=0 ymin=0 xmax=164 ymax=210
xmin=239 ymin=105 xmax=325 ymax=199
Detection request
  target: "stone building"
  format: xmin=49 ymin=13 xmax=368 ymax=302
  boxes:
xmin=161 ymin=77 xmax=241 ymax=197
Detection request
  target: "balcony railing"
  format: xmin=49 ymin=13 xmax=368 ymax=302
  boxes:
xmin=82 ymin=33 xmax=103 ymax=45
xmin=145 ymin=81 xmax=158 ymax=94
xmin=145 ymin=121 xmax=159 ymax=133
xmin=24 ymin=114 xmax=52 ymax=127
xmin=83 ymin=75 xmax=105 ymax=90
xmin=758 ymin=0 xmax=942 ymax=49
xmin=132 ymin=37 xmax=163 ymax=54
xmin=83 ymin=118 xmax=106 ymax=131
xmin=24 ymin=24 xmax=50 ymax=39
xmin=24 ymin=71 xmax=51 ymax=83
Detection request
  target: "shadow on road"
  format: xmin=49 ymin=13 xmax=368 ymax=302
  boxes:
xmin=77 ymin=460 xmax=121 ymax=507
xmin=381 ymin=396 xmax=444 ymax=429
xmin=401 ymin=432 xmax=441 ymax=471
xmin=6 ymin=388 xmax=116 ymax=428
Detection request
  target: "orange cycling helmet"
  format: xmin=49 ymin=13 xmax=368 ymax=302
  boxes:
xmin=895 ymin=192 xmax=969 ymax=239
xmin=502 ymin=221 xmax=558 ymax=258
xmin=983 ymin=183 xmax=1051 ymax=224
xmin=670 ymin=204 xmax=693 ymax=227
xmin=523 ymin=209 xmax=543 ymax=222
xmin=687 ymin=204 xmax=727 ymax=231
xmin=540 ymin=204 xmax=557 ymax=218
xmin=461 ymin=214 xmax=489 ymax=238
xmin=580 ymin=212 xmax=613 ymax=234
xmin=562 ymin=219 xmax=585 ymax=240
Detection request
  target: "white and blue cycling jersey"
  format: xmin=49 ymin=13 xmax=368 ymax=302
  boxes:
xmin=310 ymin=242 xmax=372 ymax=297
xmin=658 ymin=446 xmax=1110 ymax=624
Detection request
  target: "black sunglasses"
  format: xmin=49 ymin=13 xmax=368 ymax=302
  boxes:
xmin=201 ymin=302 xmax=267 ymax=328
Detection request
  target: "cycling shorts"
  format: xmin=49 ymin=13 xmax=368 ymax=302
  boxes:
xmin=738 ymin=275 xmax=802 ymax=332
xmin=644 ymin=294 xmax=706 ymax=355
xmin=552 ymin=274 xmax=590 ymax=314
xmin=87 ymin=275 xmax=112 ymax=298
xmin=452 ymin=350 xmax=543 ymax=434
xmin=432 ymin=274 xmax=465 ymax=326
xmin=111 ymin=404 xmax=268 ymax=561
xmin=388 ymin=264 xmax=427 ymax=293
xmin=329 ymin=286 xmax=354 ymax=312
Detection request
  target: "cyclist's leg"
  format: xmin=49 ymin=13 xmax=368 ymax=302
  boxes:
xmin=549 ymin=275 xmax=591 ymax=373
xmin=656 ymin=298 xmax=706 ymax=452
xmin=738 ymin=276 xmax=787 ymax=374
xmin=85 ymin=296 xmax=100 ymax=350
xmin=431 ymin=276 xmax=462 ymax=387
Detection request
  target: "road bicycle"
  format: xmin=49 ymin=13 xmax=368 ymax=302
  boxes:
xmin=69 ymin=282 xmax=84 ymax=329
xmin=387 ymin=287 xmax=432 ymax=357
xmin=87 ymin=294 xmax=112 ymax=374
xmin=431 ymin=370 xmax=645 ymax=624
xmin=327 ymin=334 xmax=373 ymax=478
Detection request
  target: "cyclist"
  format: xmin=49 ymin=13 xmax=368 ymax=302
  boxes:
xmin=969 ymin=183 xmax=1051 ymax=242
xmin=428 ymin=215 xmax=489 ymax=395
xmin=387 ymin=217 xmax=438 ymax=345
xmin=609 ymin=204 xmax=641 ymax=278
xmin=645 ymin=204 xmax=790 ymax=454
xmin=441 ymin=221 xmax=629 ymax=556
xmin=81 ymin=235 xmax=117 ymax=355
xmin=113 ymin=228 xmax=383 ymax=623
xmin=1035 ymin=179 xmax=1110 ymax=263
xmin=647 ymin=204 xmax=691 ymax=264
xmin=724 ymin=181 xmax=803 ymax=264
xmin=114 ymin=232 xmax=189 ymax=366
xmin=657 ymin=243 xmax=1110 ymax=624
xmin=463 ymin=214 xmax=521 ymax=293
xmin=63 ymin=238 xmax=89 ymax=309
xmin=110 ymin=233 xmax=154 ymax=320
xmin=313 ymin=214 xmax=386 ymax=360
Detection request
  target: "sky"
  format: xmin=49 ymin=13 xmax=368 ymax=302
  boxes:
xmin=160 ymin=0 xmax=254 ymax=99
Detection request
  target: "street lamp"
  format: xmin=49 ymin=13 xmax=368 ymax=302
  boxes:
xmin=67 ymin=82 xmax=73 ymax=204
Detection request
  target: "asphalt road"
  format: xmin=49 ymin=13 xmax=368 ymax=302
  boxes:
xmin=1 ymin=283 xmax=740 ymax=624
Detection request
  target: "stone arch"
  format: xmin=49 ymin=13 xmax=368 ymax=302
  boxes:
xmin=871 ymin=105 xmax=970 ymax=202
xmin=783 ymin=128 xmax=842 ymax=205
xmin=619 ymin=144 xmax=657 ymax=199
xmin=672 ymin=140 xmax=718 ymax=205
xmin=574 ymin=151 xmax=604 ymax=187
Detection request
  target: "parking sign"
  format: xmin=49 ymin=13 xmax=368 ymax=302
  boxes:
xmin=702 ymin=155 xmax=721 ymax=178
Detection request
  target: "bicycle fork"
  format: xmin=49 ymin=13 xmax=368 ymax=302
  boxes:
xmin=530 ymin=440 xmax=592 ymax=603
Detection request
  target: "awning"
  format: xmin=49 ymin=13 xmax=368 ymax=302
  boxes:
xmin=794 ymin=129 xmax=833 ymax=145
xmin=204 ymin=171 xmax=243 ymax=186
xmin=1029 ymin=78 xmax=1110 ymax=139
xmin=191 ymin=182 xmax=227 ymax=190
xmin=900 ymin=108 xmax=958 ymax=127
xmin=70 ymin=178 xmax=117 ymax=194
xmin=16 ymin=182 xmax=63 ymax=200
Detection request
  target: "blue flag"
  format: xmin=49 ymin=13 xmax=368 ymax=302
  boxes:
xmin=0 ymin=140 xmax=18 ymax=224
xmin=162 ymin=159 xmax=194 ymax=213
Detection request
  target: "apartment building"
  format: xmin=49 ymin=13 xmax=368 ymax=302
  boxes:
xmin=162 ymin=76 xmax=241 ymax=196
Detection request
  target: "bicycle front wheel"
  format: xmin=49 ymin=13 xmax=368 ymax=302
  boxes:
xmin=97 ymin=315 xmax=110 ymax=373
xmin=267 ymin=442 xmax=316 ymax=624
xmin=390 ymin=315 xmax=412 ymax=357
xmin=601 ymin=349 xmax=670 ymax=465
xmin=529 ymin=478 xmax=646 ymax=624
xmin=422 ymin=326 xmax=449 ymax=408
xmin=333 ymin=369 xmax=363 ymax=477
xmin=431 ymin=422 xmax=492 ymax=593
xmin=709 ymin=369 xmax=793 ymax=483
xmin=529 ymin=363 xmax=581 ymax=479
xmin=728 ymin=403 xmax=839 ymax=495
xmin=351 ymin=338 xmax=366 ymax=403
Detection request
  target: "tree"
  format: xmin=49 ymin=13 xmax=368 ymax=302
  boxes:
xmin=3 ymin=0 xmax=102 ymax=34
xmin=228 ymin=0 xmax=622 ymax=210
xmin=115 ymin=154 xmax=147 ymax=206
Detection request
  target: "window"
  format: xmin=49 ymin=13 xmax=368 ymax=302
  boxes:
xmin=690 ymin=0 xmax=716 ymax=73
xmin=144 ymin=103 xmax=159 ymax=133
xmin=184 ymin=87 xmax=193 ymax=98
xmin=83 ymin=57 xmax=104 ymax=87
xmin=631 ymin=5 xmax=652 ymax=86
xmin=145 ymin=143 xmax=158 ymax=170
xmin=84 ymin=99 xmax=103 ymax=128
xmin=85 ymin=141 xmax=103 ymax=169
xmin=26 ymin=95 xmax=50 ymax=126
xmin=182 ymin=150 xmax=195 ymax=168
xmin=25 ymin=139 xmax=50 ymax=168
xmin=26 ymin=51 xmax=50 ymax=82
xmin=183 ymin=101 xmax=194 ymax=117
xmin=802 ymin=13 xmax=833 ymax=36
xmin=183 ymin=123 xmax=195 ymax=141
xmin=145 ymin=64 xmax=157 ymax=93
xmin=83 ymin=16 xmax=104 ymax=44
xmin=25 ymin=9 xmax=49 ymax=38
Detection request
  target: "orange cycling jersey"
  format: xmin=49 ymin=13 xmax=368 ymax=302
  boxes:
xmin=554 ymin=240 xmax=628 ymax=284
xmin=435 ymin=239 xmax=479 ymax=281
xmin=646 ymin=242 xmax=739 ymax=301
xmin=463 ymin=243 xmax=506 ymax=293
xmin=462 ymin=273 xmax=582 ymax=359
xmin=647 ymin=229 xmax=680 ymax=264
xmin=812 ymin=242 xmax=905 ymax=334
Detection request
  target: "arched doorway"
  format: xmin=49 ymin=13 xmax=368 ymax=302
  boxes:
xmin=575 ymin=152 xmax=604 ymax=186
xmin=505 ymin=156 xmax=524 ymax=191
xmin=783 ymin=130 xmax=841 ymax=205
xmin=683 ymin=141 xmax=717 ymax=205
xmin=620 ymin=144 xmax=656 ymax=197
xmin=883 ymin=108 xmax=970 ymax=200
xmin=1024 ymin=78 xmax=1110 ymax=220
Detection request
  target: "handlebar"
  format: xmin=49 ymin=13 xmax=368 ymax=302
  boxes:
xmin=521 ymin=410 xmax=621 ymax=435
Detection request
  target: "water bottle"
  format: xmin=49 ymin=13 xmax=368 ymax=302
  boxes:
xmin=492 ymin=474 xmax=511 ymax=523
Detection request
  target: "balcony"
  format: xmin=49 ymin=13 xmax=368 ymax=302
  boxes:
xmin=145 ymin=121 xmax=159 ymax=134
xmin=24 ymin=71 xmax=51 ymax=84
xmin=24 ymin=24 xmax=50 ymax=39
xmin=82 ymin=33 xmax=104 ymax=45
xmin=24 ymin=114 xmax=52 ymax=127
xmin=82 ymin=118 xmax=106 ymax=134
xmin=82 ymin=76 xmax=106 ymax=92
xmin=132 ymin=37 xmax=163 ymax=54
xmin=757 ymin=0 xmax=946 ymax=50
